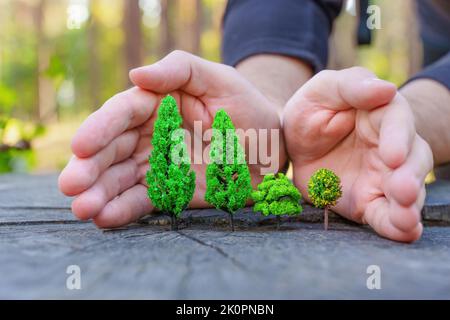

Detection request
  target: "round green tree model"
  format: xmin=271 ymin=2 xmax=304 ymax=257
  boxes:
xmin=308 ymin=168 xmax=342 ymax=231
xmin=146 ymin=95 xmax=196 ymax=230
xmin=204 ymin=109 xmax=252 ymax=231
xmin=252 ymin=173 xmax=303 ymax=229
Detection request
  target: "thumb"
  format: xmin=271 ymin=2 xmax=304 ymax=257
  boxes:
xmin=129 ymin=50 xmax=242 ymax=98
xmin=300 ymin=67 xmax=397 ymax=111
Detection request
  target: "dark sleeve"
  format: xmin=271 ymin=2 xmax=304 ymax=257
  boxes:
xmin=221 ymin=0 xmax=343 ymax=73
xmin=406 ymin=52 xmax=450 ymax=90
xmin=416 ymin=0 xmax=450 ymax=67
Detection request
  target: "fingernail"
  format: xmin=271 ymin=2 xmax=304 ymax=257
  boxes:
xmin=364 ymin=78 xmax=396 ymax=88
xmin=130 ymin=66 xmax=146 ymax=73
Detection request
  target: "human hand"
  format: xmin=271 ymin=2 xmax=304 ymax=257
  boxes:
xmin=283 ymin=67 xmax=433 ymax=242
xmin=59 ymin=51 xmax=286 ymax=228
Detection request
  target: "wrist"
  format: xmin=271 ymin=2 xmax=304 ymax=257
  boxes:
xmin=236 ymin=54 xmax=313 ymax=112
xmin=401 ymin=79 xmax=450 ymax=165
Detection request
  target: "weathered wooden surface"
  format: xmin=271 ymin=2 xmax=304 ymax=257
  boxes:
xmin=0 ymin=174 xmax=450 ymax=299
xmin=422 ymin=180 xmax=450 ymax=222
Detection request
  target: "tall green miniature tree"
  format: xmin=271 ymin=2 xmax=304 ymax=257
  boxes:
xmin=252 ymin=173 xmax=303 ymax=229
xmin=205 ymin=109 xmax=252 ymax=231
xmin=146 ymin=95 xmax=196 ymax=230
xmin=308 ymin=168 xmax=342 ymax=231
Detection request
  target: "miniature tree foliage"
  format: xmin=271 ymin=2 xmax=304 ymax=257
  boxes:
xmin=146 ymin=95 xmax=196 ymax=223
xmin=252 ymin=173 xmax=303 ymax=217
xmin=308 ymin=168 xmax=342 ymax=230
xmin=307 ymin=168 xmax=342 ymax=208
xmin=205 ymin=109 xmax=252 ymax=226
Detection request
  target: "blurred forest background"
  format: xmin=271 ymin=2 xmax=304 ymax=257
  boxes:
xmin=0 ymin=0 xmax=423 ymax=174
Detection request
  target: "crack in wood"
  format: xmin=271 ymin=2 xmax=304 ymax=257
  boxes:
xmin=177 ymin=253 xmax=192 ymax=299
xmin=0 ymin=220 xmax=86 ymax=227
xmin=121 ymin=231 xmax=166 ymax=239
xmin=0 ymin=206 xmax=72 ymax=210
xmin=176 ymin=231 xmax=247 ymax=271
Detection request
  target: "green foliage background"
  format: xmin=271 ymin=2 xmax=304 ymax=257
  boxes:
xmin=0 ymin=0 xmax=423 ymax=174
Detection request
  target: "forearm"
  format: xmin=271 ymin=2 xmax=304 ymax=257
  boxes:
xmin=401 ymin=79 xmax=450 ymax=165
xmin=236 ymin=54 xmax=313 ymax=113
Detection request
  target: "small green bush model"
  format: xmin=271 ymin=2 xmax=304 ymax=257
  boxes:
xmin=252 ymin=173 xmax=303 ymax=229
xmin=146 ymin=95 xmax=196 ymax=230
xmin=204 ymin=109 xmax=252 ymax=231
xmin=308 ymin=168 xmax=342 ymax=230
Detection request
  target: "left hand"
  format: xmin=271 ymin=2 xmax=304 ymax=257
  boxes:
xmin=283 ymin=67 xmax=433 ymax=242
xmin=58 ymin=51 xmax=285 ymax=228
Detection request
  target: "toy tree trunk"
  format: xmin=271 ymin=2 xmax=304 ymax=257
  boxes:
xmin=324 ymin=207 xmax=329 ymax=231
xmin=276 ymin=215 xmax=281 ymax=230
xmin=170 ymin=214 xmax=178 ymax=231
xmin=228 ymin=212 xmax=235 ymax=232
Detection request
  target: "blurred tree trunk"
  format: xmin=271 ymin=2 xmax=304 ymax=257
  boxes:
xmin=88 ymin=0 xmax=100 ymax=111
xmin=406 ymin=0 xmax=422 ymax=76
xmin=177 ymin=0 xmax=202 ymax=55
xmin=328 ymin=12 xmax=357 ymax=69
xmin=160 ymin=0 xmax=176 ymax=56
xmin=123 ymin=0 xmax=142 ymax=86
xmin=192 ymin=0 xmax=203 ymax=55
xmin=33 ymin=0 xmax=44 ymax=122
xmin=33 ymin=0 xmax=56 ymax=123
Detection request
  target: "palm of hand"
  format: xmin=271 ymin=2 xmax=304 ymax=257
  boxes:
xmin=284 ymin=68 xmax=432 ymax=242
xmin=287 ymin=103 xmax=393 ymax=221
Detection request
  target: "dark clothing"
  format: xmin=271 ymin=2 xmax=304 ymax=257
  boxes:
xmin=412 ymin=0 xmax=450 ymax=89
xmin=222 ymin=0 xmax=342 ymax=72
xmin=222 ymin=0 xmax=450 ymax=89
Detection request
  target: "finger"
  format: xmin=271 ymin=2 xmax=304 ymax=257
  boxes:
xmin=129 ymin=50 xmax=244 ymax=98
xmin=364 ymin=197 xmax=423 ymax=242
xmin=71 ymin=159 xmax=139 ymax=220
xmin=93 ymin=184 xmax=153 ymax=228
xmin=387 ymin=200 xmax=422 ymax=234
xmin=72 ymin=87 xmax=158 ymax=158
xmin=378 ymin=94 xmax=416 ymax=168
xmin=300 ymin=67 xmax=397 ymax=111
xmin=59 ymin=129 xmax=139 ymax=196
xmin=385 ymin=135 xmax=433 ymax=206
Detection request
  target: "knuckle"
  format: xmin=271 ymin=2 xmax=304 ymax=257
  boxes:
xmin=417 ymin=135 xmax=434 ymax=170
xmin=168 ymin=49 xmax=189 ymax=60
xmin=314 ymin=69 xmax=337 ymax=81
xmin=392 ymin=206 xmax=421 ymax=233
xmin=222 ymin=63 xmax=236 ymax=74
xmin=401 ymin=223 xmax=423 ymax=242
xmin=348 ymin=66 xmax=369 ymax=74
xmin=111 ymin=91 xmax=130 ymax=107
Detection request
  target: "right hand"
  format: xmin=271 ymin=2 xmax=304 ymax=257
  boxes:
xmin=283 ymin=67 xmax=433 ymax=242
xmin=58 ymin=50 xmax=286 ymax=228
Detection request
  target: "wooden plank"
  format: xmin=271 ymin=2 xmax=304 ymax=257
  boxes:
xmin=423 ymin=180 xmax=450 ymax=222
xmin=0 ymin=174 xmax=71 ymax=209
xmin=1 ymin=174 xmax=450 ymax=299
xmin=0 ymin=222 xmax=449 ymax=299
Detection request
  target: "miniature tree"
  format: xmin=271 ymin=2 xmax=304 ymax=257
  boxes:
xmin=205 ymin=109 xmax=252 ymax=231
xmin=308 ymin=168 xmax=342 ymax=231
xmin=252 ymin=173 xmax=303 ymax=229
xmin=146 ymin=95 xmax=196 ymax=230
